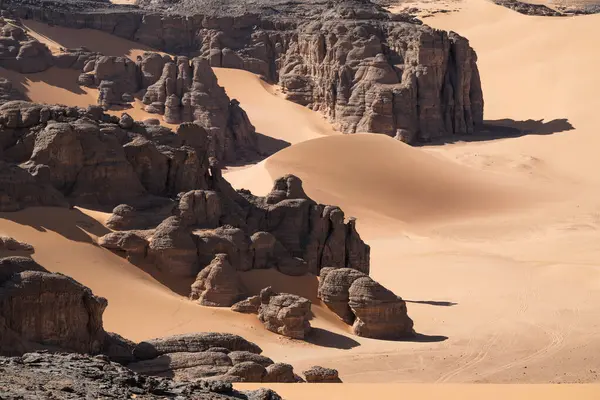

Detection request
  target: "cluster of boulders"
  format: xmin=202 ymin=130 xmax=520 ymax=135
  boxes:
xmin=0 ymin=18 xmax=53 ymax=73
xmin=3 ymin=0 xmax=484 ymax=143
xmin=0 ymin=253 xmax=337 ymax=387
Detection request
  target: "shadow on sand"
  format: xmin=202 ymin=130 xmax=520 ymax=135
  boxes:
xmin=305 ymin=327 xmax=361 ymax=350
xmin=0 ymin=207 xmax=110 ymax=244
xmin=418 ymin=118 xmax=575 ymax=146
xmin=406 ymin=299 xmax=458 ymax=307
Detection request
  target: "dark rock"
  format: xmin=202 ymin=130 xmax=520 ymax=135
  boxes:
xmin=303 ymin=365 xmax=342 ymax=383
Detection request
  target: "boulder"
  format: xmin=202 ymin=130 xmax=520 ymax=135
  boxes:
xmin=231 ymin=295 xmax=261 ymax=314
xmin=258 ymin=287 xmax=312 ymax=340
xmin=190 ymin=253 xmax=246 ymax=307
xmin=265 ymin=363 xmax=299 ymax=383
xmin=303 ymin=366 xmax=342 ymax=383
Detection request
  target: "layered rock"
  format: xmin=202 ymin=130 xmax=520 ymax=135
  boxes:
xmin=318 ymin=267 xmax=414 ymax=339
xmin=0 ymin=19 xmax=53 ymax=73
xmin=78 ymin=52 xmax=259 ymax=162
xmin=190 ymin=253 xmax=247 ymax=307
xmin=0 ymin=352 xmax=283 ymax=399
xmin=303 ymin=366 xmax=342 ymax=383
xmin=0 ymin=236 xmax=33 ymax=253
xmin=100 ymin=174 xmax=370 ymax=281
xmin=0 ymin=256 xmax=109 ymax=356
xmin=0 ymin=101 xmax=216 ymax=210
xmin=129 ymin=333 xmax=300 ymax=383
xmin=3 ymin=0 xmax=484 ymax=143
xmin=257 ymin=287 xmax=312 ymax=339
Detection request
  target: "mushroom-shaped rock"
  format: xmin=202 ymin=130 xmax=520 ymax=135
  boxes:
xmin=258 ymin=287 xmax=311 ymax=339
xmin=303 ymin=366 xmax=342 ymax=383
xmin=190 ymin=253 xmax=246 ymax=307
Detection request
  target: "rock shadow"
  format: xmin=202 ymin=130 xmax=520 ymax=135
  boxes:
xmin=0 ymin=65 xmax=87 ymax=97
xmin=408 ymin=333 xmax=449 ymax=343
xmin=417 ymin=118 xmax=575 ymax=146
xmin=406 ymin=299 xmax=457 ymax=307
xmin=0 ymin=207 xmax=110 ymax=244
xmin=226 ymin=132 xmax=290 ymax=168
xmin=305 ymin=327 xmax=361 ymax=350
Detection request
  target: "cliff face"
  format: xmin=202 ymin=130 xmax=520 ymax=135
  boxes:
xmin=4 ymin=0 xmax=484 ymax=143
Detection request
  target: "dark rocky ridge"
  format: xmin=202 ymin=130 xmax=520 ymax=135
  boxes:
xmin=3 ymin=0 xmax=484 ymax=143
xmin=0 ymin=352 xmax=283 ymax=399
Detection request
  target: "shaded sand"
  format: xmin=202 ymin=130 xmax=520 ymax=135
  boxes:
xmin=21 ymin=20 xmax=164 ymax=60
xmin=2 ymin=0 xmax=600 ymax=385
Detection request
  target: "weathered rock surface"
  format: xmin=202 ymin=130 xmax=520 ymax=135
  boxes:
xmin=318 ymin=267 xmax=414 ymax=339
xmin=100 ymin=174 xmax=370 ymax=282
xmin=0 ymin=19 xmax=53 ymax=73
xmin=0 ymin=256 xmax=109 ymax=356
xmin=231 ymin=295 xmax=261 ymax=314
xmin=303 ymin=365 xmax=342 ymax=383
xmin=3 ymin=0 xmax=484 ymax=143
xmin=0 ymin=352 xmax=283 ymax=399
xmin=190 ymin=253 xmax=247 ymax=307
xmin=0 ymin=236 xmax=33 ymax=253
xmin=258 ymin=287 xmax=312 ymax=339
xmin=0 ymin=101 xmax=218 ymax=210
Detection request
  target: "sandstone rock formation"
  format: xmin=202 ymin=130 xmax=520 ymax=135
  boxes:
xmin=318 ymin=267 xmax=414 ymax=339
xmin=0 ymin=19 xmax=53 ymax=73
xmin=100 ymin=174 xmax=370 ymax=282
xmin=128 ymin=332 xmax=301 ymax=382
xmin=79 ymin=53 xmax=259 ymax=162
xmin=0 ymin=352 xmax=283 ymax=399
xmin=3 ymin=0 xmax=484 ymax=143
xmin=0 ymin=236 xmax=33 ymax=253
xmin=231 ymin=295 xmax=261 ymax=314
xmin=0 ymin=77 xmax=26 ymax=105
xmin=303 ymin=365 xmax=342 ymax=383
xmin=190 ymin=253 xmax=247 ymax=307
xmin=0 ymin=256 xmax=110 ymax=356
xmin=257 ymin=287 xmax=312 ymax=339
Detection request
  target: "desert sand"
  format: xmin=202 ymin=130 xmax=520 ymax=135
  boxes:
xmin=2 ymin=0 xmax=600 ymax=391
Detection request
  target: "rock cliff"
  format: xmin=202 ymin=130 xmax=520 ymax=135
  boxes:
xmin=3 ymin=0 xmax=484 ymax=143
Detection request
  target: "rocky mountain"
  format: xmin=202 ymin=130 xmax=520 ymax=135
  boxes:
xmin=3 ymin=0 xmax=484 ymax=143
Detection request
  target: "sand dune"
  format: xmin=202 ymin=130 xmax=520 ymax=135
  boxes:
xmin=2 ymin=0 xmax=600 ymax=386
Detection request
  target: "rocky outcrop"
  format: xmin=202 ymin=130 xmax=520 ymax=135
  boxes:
xmin=0 ymin=101 xmax=217 ymax=210
xmin=190 ymin=253 xmax=247 ymax=307
xmin=128 ymin=332 xmax=304 ymax=383
xmin=0 ymin=236 xmax=33 ymax=253
xmin=0 ymin=78 xmax=26 ymax=105
xmin=231 ymin=295 xmax=261 ymax=314
xmin=0 ymin=256 xmax=109 ymax=356
xmin=303 ymin=366 xmax=342 ymax=383
xmin=3 ymin=0 xmax=484 ymax=143
xmin=318 ymin=267 xmax=414 ymax=339
xmin=100 ymin=174 xmax=370 ymax=281
xmin=491 ymin=0 xmax=566 ymax=16
xmin=0 ymin=352 xmax=283 ymax=399
xmin=0 ymin=20 xmax=53 ymax=73
xmin=257 ymin=287 xmax=312 ymax=339
xmin=79 ymin=53 xmax=259 ymax=162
